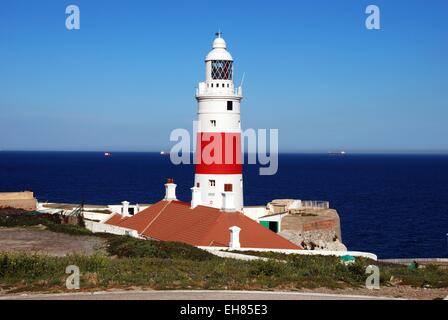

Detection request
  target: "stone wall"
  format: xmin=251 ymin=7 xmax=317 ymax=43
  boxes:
xmin=0 ymin=192 xmax=37 ymax=211
xmin=279 ymin=210 xmax=345 ymax=251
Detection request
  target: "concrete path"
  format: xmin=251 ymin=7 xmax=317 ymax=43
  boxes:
xmin=0 ymin=290 xmax=403 ymax=300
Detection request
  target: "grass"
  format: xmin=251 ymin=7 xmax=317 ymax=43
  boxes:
xmin=231 ymin=250 xmax=448 ymax=289
xmin=1 ymin=208 xmax=447 ymax=293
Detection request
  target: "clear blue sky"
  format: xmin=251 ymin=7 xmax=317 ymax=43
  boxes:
xmin=1 ymin=0 xmax=447 ymax=153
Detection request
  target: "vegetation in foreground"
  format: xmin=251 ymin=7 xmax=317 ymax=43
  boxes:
xmin=0 ymin=209 xmax=447 ymax=294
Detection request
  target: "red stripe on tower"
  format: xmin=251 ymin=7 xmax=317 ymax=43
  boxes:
xmin=196 ymin=132 xmax=242 ymax=174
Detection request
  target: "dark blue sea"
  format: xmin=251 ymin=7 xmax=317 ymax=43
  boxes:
xmin=1 ymin=152 xmax=447 ymax=259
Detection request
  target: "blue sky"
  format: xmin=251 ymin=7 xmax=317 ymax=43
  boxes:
xmin=1 ymin=0 xmax=447 ymax=153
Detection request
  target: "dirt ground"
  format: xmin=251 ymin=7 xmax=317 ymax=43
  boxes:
xmin=298 ymin=286 xmax=448 ymax=300
xmin=0 ymin=226 xmax=107 ymax=256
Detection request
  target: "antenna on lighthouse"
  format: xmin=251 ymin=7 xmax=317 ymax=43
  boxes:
xmin=240 ymin=72 xmax=246 ymax=88
xmin=215 ymin=30 xmax=222 ymax=38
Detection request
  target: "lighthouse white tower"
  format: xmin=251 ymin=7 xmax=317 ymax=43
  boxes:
xmin=194 ymin=33 xmax=244 ymax=212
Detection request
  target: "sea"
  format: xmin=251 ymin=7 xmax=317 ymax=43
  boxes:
xmin=0 ymin=151 xmax=447 ymax=259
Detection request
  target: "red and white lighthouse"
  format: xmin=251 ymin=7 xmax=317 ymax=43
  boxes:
xmin=194 ymin=33 xmax=244 ymax=212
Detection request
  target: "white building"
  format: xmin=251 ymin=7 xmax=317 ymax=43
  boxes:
xmin=194 ymin=33 xmax=244 ymax=212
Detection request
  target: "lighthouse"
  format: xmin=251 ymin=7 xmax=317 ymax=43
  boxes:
xmin=194 ymin=33 xmax=244 ymax=212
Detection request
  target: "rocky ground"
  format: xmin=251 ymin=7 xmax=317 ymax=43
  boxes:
xmin=280 ymin=229 xmax=347 ymax=251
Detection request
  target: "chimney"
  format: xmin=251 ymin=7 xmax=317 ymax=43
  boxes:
xmin=164 ymin=178 xmax=177 ymax=201
xmin=191 ymin=186 xmax=201 ymax=209
xmin=121 ymin=201 xmax=130 ymax=216
xmin=221 ymin=183 xmax=236 ymax=212
xmin=229 ymin=226 xmax=241 ymax=249
xmin=221 ymin=192 xmax=236 ymax=212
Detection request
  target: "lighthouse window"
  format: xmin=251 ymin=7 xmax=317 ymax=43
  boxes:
xmin=209 ymin=180 xmax=216 ymax=187
xmin=210 ymin=120 xmax=216 ymax=127
xmin=211 ymin=60 xmax=233 ymax=80
xmin=227 ymin=101 xmax=233 ymax=111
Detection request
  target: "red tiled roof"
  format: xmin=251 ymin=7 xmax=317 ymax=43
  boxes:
xmin=105 ymin=200 xmax=300 ymax=250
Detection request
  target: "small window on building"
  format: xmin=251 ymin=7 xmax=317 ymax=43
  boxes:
xmin=224 ymin=183 xmax=233 ymax=192
xmin=227 ymin=101 xmax=233 ymax=111
xmin=211 ymin=83 xmax=214 ymax=88
xmin=222 ymin=83 xmax=225 ymax=88
xmin=209 ymin=180 xmax=216 ymax=187
xmin=196 ymin=182 xmax=200 ymax=188
xmin=210 ymin=120 xmax=216 ymax=127
xmin=227 ymin=84 xmax=230 ymax=88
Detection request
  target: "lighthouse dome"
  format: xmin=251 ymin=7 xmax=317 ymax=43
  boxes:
xmin=213 ymin=37 xmax=227 ymax=49
xmin=205 ymin=36 xmax=233 ymax=61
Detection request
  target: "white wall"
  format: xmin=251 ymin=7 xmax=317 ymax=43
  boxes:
xmin=84 ymin=220 xmax=140 ymax=238
xmin=199 ymin=246 xmax=378 ymax=261
xmin=243 ymin=206 xmax=268 ymax=221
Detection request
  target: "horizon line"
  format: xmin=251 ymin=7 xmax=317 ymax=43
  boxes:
xmin=2 ymin=150 xmax=448 ymax=155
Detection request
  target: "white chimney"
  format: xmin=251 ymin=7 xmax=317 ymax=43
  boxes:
xmin=164 ymin=178 xmax=177 ymax=201
xmin=221 ymin=192 xmax=236 ymax=212
xmin=229 ymin=226 xmax=241 ymax=249
xmin=121 ymin=201 xmax=130 ymax=216
xmin=191 ymin=186 xmax=201 ymax=209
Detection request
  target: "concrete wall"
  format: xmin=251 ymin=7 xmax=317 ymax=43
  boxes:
xmin=84 ymin=220 xmax=140 ymax=238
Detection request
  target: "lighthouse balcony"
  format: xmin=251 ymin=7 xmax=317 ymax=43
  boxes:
xmin=196 ymin=82 xmax=242 ymax=98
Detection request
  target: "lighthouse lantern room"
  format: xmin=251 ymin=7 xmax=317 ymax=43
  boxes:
xmin=194 ymin=33 xmax=244 ymax=212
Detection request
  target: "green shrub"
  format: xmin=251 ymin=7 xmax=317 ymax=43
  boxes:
xmin=249 ymin=260 xmax=288 ymax=277
xmin=106 ymin=236 xmax=216 ymax=261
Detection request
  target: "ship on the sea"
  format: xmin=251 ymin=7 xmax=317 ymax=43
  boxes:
xmin=328 ymin=151 xmax=346 ymax=156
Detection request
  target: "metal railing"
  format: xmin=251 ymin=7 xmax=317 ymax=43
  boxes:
xmin=300 ymin=201 xmax=330 ymax=209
